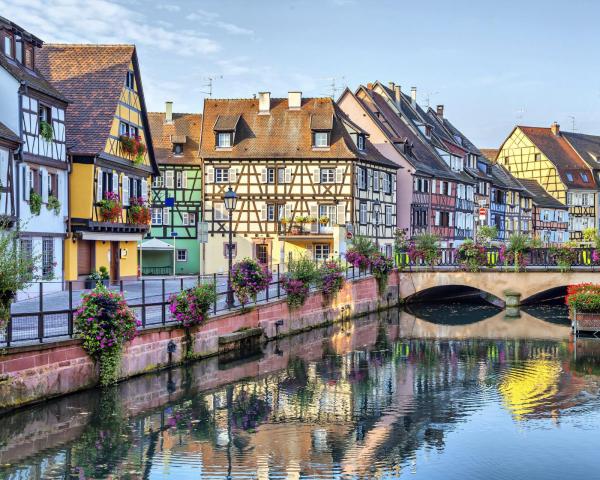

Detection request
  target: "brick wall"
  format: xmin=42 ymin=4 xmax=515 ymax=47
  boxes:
xmin=0 ymin=272 xmax=400 ymax=413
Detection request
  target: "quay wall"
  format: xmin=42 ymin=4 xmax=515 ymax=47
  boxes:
xmin=0 ymin=273 xmax=400 ymax=413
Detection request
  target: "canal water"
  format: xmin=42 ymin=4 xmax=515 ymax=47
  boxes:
xmin=2 ymin=302 xmax=600 ymax=480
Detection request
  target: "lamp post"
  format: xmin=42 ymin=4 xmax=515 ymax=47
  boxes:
xmin=373 ymin=199 xmax=381 ymax=251
xmin=224 ymin=187 xmax=237 ymax=309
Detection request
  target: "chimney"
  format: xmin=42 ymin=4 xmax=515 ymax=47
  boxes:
xmin=258 ymin=92 xmax=271 ymax=114
xmin=551 ymin=121 xmax=560 ymax=136
xmin=367 ymin=82 xmax=374 ymax=90
xmin=394 ymin=85 xmax=402 ymax=105
xmin=388 ymin=81 xmax=395 ymax=91
xmin=165 ymin=101 xmax=173 ymax=123
xmin=410 ymin=87 xmax=417 ymax=107
xmin=436 ymin=105 xmax=444 ymax=118
xmin=288 ymin=91 xmax=302 ymax=109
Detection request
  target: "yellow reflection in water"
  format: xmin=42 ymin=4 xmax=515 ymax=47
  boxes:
xmin=498 ymin=356 xmax=561 ymax=420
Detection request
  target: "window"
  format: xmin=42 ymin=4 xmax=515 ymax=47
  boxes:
xmin=319 ymin=204 xmax=337 ymax=226
xmin=214 ymin=203 xmax=228 ymax=221
xmin=223 ymin=242 xmax=237 ymax=258
xmin=581 ymin=172 xmax=590 ymax=182
xmin=42 ymin=238 xmax=54 ymax=279
xmin=314 ymin=244 xmax=330 ymax=261
xmin=217 ymin=132 xmax=232 ymax=148
xmin=277 ymin=167 xmax=286 ymax=184
xmin=413 ymin=209 xmax=427 ymax=227
xmin=314 ymin=132 xmax=329 ymax=148
xmin=20 ymin=238 xmax=33 ymax=278
xmin=358 ymin=167 xmax=367 ymax=190
xmin=566 ymin=173 xmax=574 ymax=182
xmin=181 ymin=212 xmax=189 ymax=225
xmin=153 ymin=174 xmax=164 ymax=188
xmin=15 ymin=35 xmax=22 ymax=63
xmin=267 ymin=168 xmax=275 ymax=184
xmin=256 ymin=244 xmax=268 ymax=264
xmin=357 ymin=134 xmax=365 ymax=151
xmin=267 ymin=203 xmax=276 ymax=221
xmin=119 ymin=121 xmax=138 ymax=138
xmin=215 ymin=168 xmax=229 ymax=183
xmin=3 ymin=34 xmax=12 ymax=57
xmin=359 ymin=202 xmax=367 ymax=225
xmin=165 ymin=170 xmax=174 ymax=188
xmin=125 ymin=71 xmax=135 ymax=90
xmin=385 ymin=205 xmax=393 ymax=226
xmin=151 ymin=208 xmax=162 ymax=225
xmin=383 ymin=173 xmax=392 ymax=194
xmin=38 ymin=105 xmax=51 ymax=135
xmin=415 ymin=178 xmax=429 ymax=193
xmin=162 ymin=207 xmax=171 ymax=226
xmin=373 ymin=171 xmax=380 ymax=192
xmin=177 ymin=249 xmax=188 ymax=262
xmin=535 ymin=153 xmax=541 ymax=161
xmin=176 ymin=171 xmax=187 ymax=189
xmin=441 ymin=181 xmax=450 ymax=195
xmin=173 ymin=143 xmax=184 ymax=155
xmin=320 ymin=168 xmax=335 ymax=184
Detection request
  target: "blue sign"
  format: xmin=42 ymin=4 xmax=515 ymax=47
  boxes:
xmin=170 ymin=231 xmax=178 ymax=237
xmin=165 ymin=197 xmax=175 ymax=208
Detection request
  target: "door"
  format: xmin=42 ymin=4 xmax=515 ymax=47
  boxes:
xmin=77 ymin=240 xmax=93 ymax=277
xmin=110 ymin=241 xmax=120 ymax=282
xmin=256 ymin=243 xmax=268 ymax=265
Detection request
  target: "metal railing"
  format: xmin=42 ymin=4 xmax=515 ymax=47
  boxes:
xmin=2 ymin=261 xmax=374 ymax=348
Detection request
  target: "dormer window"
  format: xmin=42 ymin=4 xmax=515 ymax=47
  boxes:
xmin=217 ymin=132 xmax=232 ymax=148
xmin=425 ymin=125 xmax=432 ymax=138
xmin=581 ymin=172 xmax=589 ymax=182
xmin=566 ymin=173 xmax=574 ymax=182
xmin=3 ymin=33 xmax=13 ymax=58
xmin=314 ymin=132 xmax=329 ymax=148
xmin=173 ymin=143 xmax=184 ymax=155
xmin=24 ymin=45 xmax=33 ymax=69
xmin=125 ymin=71 xmax=135 ymax=90
xmin=357 ymin=134 xmax=365 ymax=151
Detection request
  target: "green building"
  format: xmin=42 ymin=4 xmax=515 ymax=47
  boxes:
xmin=144 ymin=105 xmax=202 ymax=275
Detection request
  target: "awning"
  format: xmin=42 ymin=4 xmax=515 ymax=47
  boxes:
xmin=80 ymin=232 xmax=143 ymax=242
xmin=139 ymin=238 xmax=175 ymax=251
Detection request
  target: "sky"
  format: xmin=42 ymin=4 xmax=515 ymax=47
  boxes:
xmin=2 ymin=0 xmax=600 ymax=147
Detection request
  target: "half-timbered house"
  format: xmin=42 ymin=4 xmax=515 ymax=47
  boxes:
xmin=38 ymin=44 xmax=158 ymax=283
xmin=517 ymin=178 xmax=569 ymax=244
xmin=146 ymin=103 xmax=202 ymax=275
xmin=497 ymin=123 xmax=599 ymax=240
xmin=199 ymin=92 xmax=398 ymax=274
xmin=0 ymin=122 xmax=18 ymax=226
xmin=0 ymin=16 xmax=69 ymax=294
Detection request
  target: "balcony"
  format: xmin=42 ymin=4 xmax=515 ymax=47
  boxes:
xmin=278 ymin=220 xmax=335 ymax=239
xmin=75 ymin=204 xmax=151 ymax=234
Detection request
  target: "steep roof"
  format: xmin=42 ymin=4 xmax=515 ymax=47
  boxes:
xmin=480 ymin=149 xmax=499 ymax=162
xmin=199 ymin=96 xmax=397 ymax=168
xmin=562 ymin=131 xmax=600 ymax=170
xmin=518 ymin=126 xmax=596 ymax=189
xmin=491 ymin=163 xmax=526 ymax=192
xmin=148 ymin=112 xmax=201 ymax=166
xmin=0 ymin=121 xmax=20 ymax=145
xmin=517 ymin=178 xmax=568 ymax=209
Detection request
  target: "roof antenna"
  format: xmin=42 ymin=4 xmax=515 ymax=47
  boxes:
xmin=200 ymin=75 xmax=223 ymax=98
xmin=568 ymin=115 xmax=576 ymax=132
xmin=328 ymin=76 xmax=346 ymax=99
xmin=424 ymin=91 xmax=439 ymax=108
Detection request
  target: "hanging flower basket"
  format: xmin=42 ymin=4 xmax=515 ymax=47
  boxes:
xmin=119 ymin=135 xmax=146 ymax=165
xmin=98 ymin=191 xmax=122 ymax=222
xmin=128 ymin=196 xmax=151 ymax=224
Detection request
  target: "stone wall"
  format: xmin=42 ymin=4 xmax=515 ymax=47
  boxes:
xmin=0 ymin=272 xmax=400 ymax=413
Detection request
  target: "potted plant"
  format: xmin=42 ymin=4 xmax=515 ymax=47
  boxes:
xmin=119 ymin=135 xmax=146 ymax=165
xmin=85 ymin=266 xmax=110 ymax=289
xmin=231 ymin=258 xmax=272 ymax=307
xmin=282 ymin=255 xmax=317 ymax=309
xmin=47 ymin=194 xmax=61 ymax=215
xmin=499 ymin=233 xmax=531 ymax=272
xmin=98 ymin=191 xmax=122 ymax=222
xmin=128 ymin=196 xmax=151 ymax=224
xmin=30 ymin=189 xmax=42 ymax=215
xmin=319 ymin=215 xmax=330 ymax=226
xmin=40 ymin=120 xmax=53 ymax=142
xmin=317 ymin=260 xmax=345 ymax=302
xmin=75 ymin=284 xmax=140 ymax=386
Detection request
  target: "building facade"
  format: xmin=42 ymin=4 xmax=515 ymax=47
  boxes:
xmin=497 ymin=123 xmax=599 ymax=240
xmin=199 ymin=93 xmax=397 ymax=274
xmin=147 ymin=104 xmax=202 ymax=275
xmin=37 ymin=44 xmax=158 ymax=283
xmin=0 ymin=16 xmax=69 ymax=295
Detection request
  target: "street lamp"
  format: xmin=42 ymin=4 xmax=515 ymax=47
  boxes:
xmin=373 ymin=199 xmax=381 ymax=250
xmin=224 ymin=187 xmax=237 ymax=308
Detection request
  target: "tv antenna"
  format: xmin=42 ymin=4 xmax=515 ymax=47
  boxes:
xmin=568 ymin=115 xmax=576 ymax=132
xmin=200 ymin=75 xmax=223 ymax=98
xmin=424 ymin=91 xmax=439 ymax=108
xmin=328 ymin=76 xmax=346 ymax=99
xmin=516 ymin=107 xmax=525 ymax=120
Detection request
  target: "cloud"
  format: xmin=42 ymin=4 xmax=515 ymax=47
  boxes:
xmin=156 ymin=4 xmax=180 ymax=12
xmin=0 ymin=0 xmax=219 ymax=56
xmin=186 ymin=9 xmax=254 ymax=36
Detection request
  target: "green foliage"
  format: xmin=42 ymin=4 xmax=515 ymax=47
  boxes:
xmin=282 ymin=255 xmax=317 ymax=309
xmin=88 ymin=267 xmax=109 ymax=282
xmin=0 ymin=225 xmax=39 ymax=329
xmin=583 ymin=227 xmax=598 ymax=243
xmin=75 ymin=284 xmax=140 ymax=386
xmin=46 ymin=194 xmax=61 ymax=215
xmin=476 ymin=225 xmax=498 ymax=245
xmin=39 ymin=120 xmax=53 ymax=142
xmin=393 ymin=228 xmax=409 ymax=254
xmin=29 ymin=191 xmax=42 ymax=215
xmin=409 ymin=233 xmax=441 ymax=267
xmin=550 ymin=245 xmax=579 ymax=272
xmin=287 ymin=255 xmax=318 ymax=284
xmin=456 ymin=240 xmax=487 ymax=272
xmin=506 ymin=233 xmax=532 ymax=253
xmin=567 ymin=292 xmax=600 ymax=313
xmin=350 ymin=235 xmax=379 ymax=258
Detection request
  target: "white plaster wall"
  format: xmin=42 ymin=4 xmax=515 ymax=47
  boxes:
xmin=0 ymin=68 xmax=19 ymax=134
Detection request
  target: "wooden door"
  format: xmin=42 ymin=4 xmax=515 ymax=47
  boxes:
xmin=77 ymin=240 xmax=93 ymax=277
xmin=110 ymin=241 xmax=120 ymax=281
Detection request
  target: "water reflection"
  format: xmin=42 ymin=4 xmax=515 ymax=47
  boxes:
xmin=1 ymin=307 xmax=600 ymax=479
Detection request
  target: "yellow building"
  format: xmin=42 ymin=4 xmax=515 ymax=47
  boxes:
xmin=199 ymin=92 xmax=398 ymax=274
xmin=37 ymin=45 xmax=158 ymax=282
xmin=496 ymin=123 xmax=599 ymax=240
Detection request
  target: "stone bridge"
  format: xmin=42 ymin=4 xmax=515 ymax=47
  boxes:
xmin=398 ymin=270 xmax=600 ymax=306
